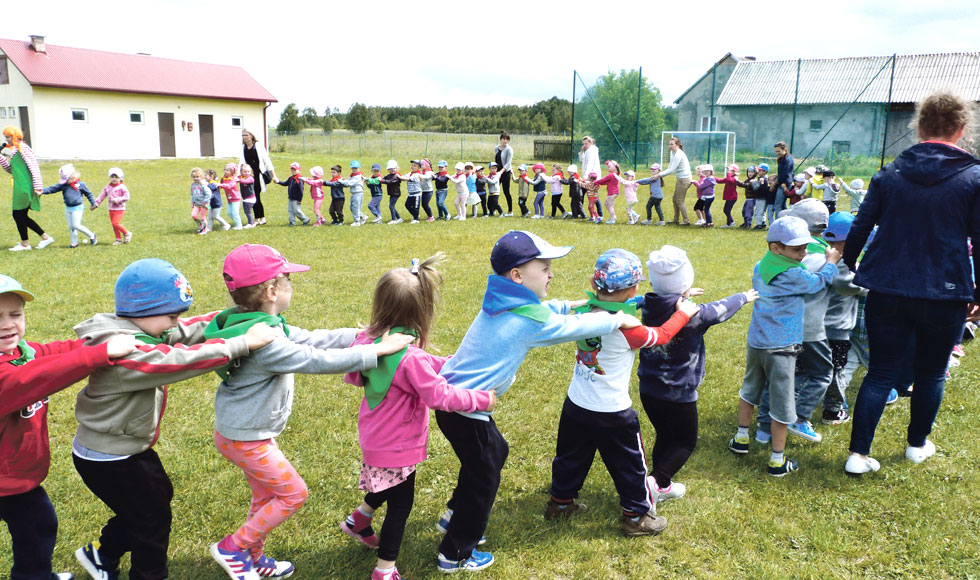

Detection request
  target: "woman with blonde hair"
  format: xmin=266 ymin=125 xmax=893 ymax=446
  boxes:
xmin=1 ymin=126 xmax=53 ymax=251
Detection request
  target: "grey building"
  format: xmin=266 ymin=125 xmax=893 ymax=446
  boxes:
xmin=674 ymin=52 xmax=980 ymax=159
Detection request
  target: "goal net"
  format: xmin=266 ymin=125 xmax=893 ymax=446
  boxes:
xmin=660 ymin=132 xmax=736 ymax=171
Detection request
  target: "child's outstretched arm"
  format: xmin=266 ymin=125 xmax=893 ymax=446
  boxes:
xmin=399 ymin=350 xmax=497 ymax=413
xmin=249 ymin=328 xmax=413 ymax=376
xmin=621 ymin=297 xmax=697 ymax=349
xmin=687 ymin=290 xmax=756 ymax=331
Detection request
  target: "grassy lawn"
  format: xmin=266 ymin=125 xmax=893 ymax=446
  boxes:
xmin=3 ymin=155 xmax=978 ymax=579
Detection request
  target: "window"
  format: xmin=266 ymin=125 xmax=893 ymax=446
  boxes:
xmin=0 ymin=56 xmax=8 ymax=85
xmin=809 ymin=120 xmax=823 ymax=132
xmin=832 ymin=141 xmax=851 ymax=156
xmin=0 ymin=109 xmax=5 ymax=119
xmin=129 ymin=111 xmax=144 ymax=124
xmin=700 ymin=116 xmax=717 ymax=131
xmin=231 ymin=116 xmax=243 ymax=127
xmin=8 ymin=107 xmax=14 ymax=117
xmin=71 ymin=109 xmax=88 ymax=122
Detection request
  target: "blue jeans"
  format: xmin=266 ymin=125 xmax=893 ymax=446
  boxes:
xmin=388 ymin=194 xmax=401 ymax=220
xmin=794 ymin=339 xmax=833 ymax=421
xmin=702 ymin=197 xmax=714 ymax=224
xmin=421 ymin=190 xmax=434 ymax=218
xmin=848 ymin=292 xmax=966 ymax=455
xmin=349 ymin=192 xmax=363 ymax=222
xmin=435 ymin=190 xmax=449 ymax=219
xmin=646 ymin=196 xmax=664 ymax=221
xmin=774 ymin=184 xmax=788 ymax=212
xmin=741 ymin=199 xmax=755 ymax=225
xmin=765 ymin=203 xmax=777 ymax=227
xmin=368 ymin=195 xmax=382 ymax=218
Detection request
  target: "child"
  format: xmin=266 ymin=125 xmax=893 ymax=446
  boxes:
xmin=757 ymin=164 xmax=776 ymax=227
xmin=622 ymin=170 xmax=642 ymax=224
xmin=302 ymin=166 xmax=326 ymax=226
xmin=0 ymin=275 xmax=137 ymax=580
xmin=93 ymin=168 xmax=132 ymax=244
xmin=205 ymin=244 xmax=413 ymax=580
xmin=693 ymin=165 xmax=717 ymax=227
xmin=239 ymin=165 xmax=258 ymax=228
xmin=433 ymin=231 xmax=643 ymax=572
xmin=640 ymin=246 xmax=756 ymax=498
xmin=592 ymin=160 xmax=622 ymax=224
xmin=189 ymin=167 xmax=212 ymax=234
xmin=366 ymin=163 xmax=385 ymax=224
xmin=561 ymin=164 xmax=584 ymax=219
xmin=637 ymin=164 xmax=665 ymax=226
xmin=728 ymin=216 xmax=840 ymax=476
xmin=473 ymin=166 xmax=489 ymax=218
xmin=324 ymin=165 xmax=347 ymax=225
xmin=713 ymin=164 xmax=739 ymax=228
xmin=527 ymin=163 xmax=548 ymax=219
xmin=72 ymin=259 xmax=280 ymax=580
xmin=512 ymin=164 xmax=531 ymax=217
xmin=42 ymin=163 xmax=97 ymax=247
xmin=786 ymin=173 xmax=806 ymax=206
xmin=382 ymin=160 xmax=404 ymax=224
xmin=812 ymin=170 xmax=841 ymax=213
xmin=1 ymin=125 xmax=54 ymax=251
xmin=449 ymin=162 xmax=469 ymax=221
xmin=434 ymin=160 xmax=451 ymax=221
xmin=582 ymin=172 xmax=601 ymax=223
xmin=217 ymin=163 xmax=244 ymax=230
xmin=736 ymin=165 xmax=758 ymax=228
xmin=547 ymin=164 xmax=568 ymax=218
xmin=547 ymin=249 xmax=697 ymax=536
xmin=840 ymin=178 xmax=866 ymax=214
xmin=419 ymin=159 xmax=435 ymax=222
xmin=274 ymin=162 xmax=311 ymax=226
xmin=400 ymin=160 xmax=424 ymax=223
xmin=342 ymin=160 xmax=367 ymax=226
xmin=486 ymin=162 xmax=504 ymax=216
xmin=340 ymin=256 xmax=497 ymax=580
xmin=464 ymin=163 xmax=480 ymax=217
xmin=207 ymin=169 xmax=232 ymax=232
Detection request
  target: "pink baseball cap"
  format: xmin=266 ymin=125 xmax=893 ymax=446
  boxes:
xmin=223 ymin=244 xmax=309 ymax=291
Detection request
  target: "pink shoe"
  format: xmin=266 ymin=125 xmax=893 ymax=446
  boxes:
xmin=372 ymin=566 xmax=403 ymax=580
xmin=952 ymin=344 xmax=965 ymax=358
xmin=340 ymin=520 xmax=378 ymax=549
xmin=426 ymin=216 xmax=435 ymax=222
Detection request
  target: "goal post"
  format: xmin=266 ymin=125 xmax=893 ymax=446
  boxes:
xmin=661 ymin=131 xmax=736 ymax=171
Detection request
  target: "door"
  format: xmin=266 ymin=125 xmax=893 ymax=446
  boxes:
xmin=18 ymin=107 xmax=30 ymax=146
xmin=198 ymin=114 xmax=214 ymax=157
xmin=158 ymin=112 xmax=175 ymax=157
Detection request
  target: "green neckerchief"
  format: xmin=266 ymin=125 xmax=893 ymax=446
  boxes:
xmin=360 ymin=326 xmax=419 ymax=410
xmin=509 ymin=303 xmax=553 ymax=323
xmin=807 ymin=236 xmax=829 ymax=255
xmin=6 ymin=340 xmax=36 ymax=366
xmin=758 ymin=250 xmax=806 ymax=285
xmin=572 ymin=291 xmax=637 ymax=316
xmin=134 ymin=332 xmax=166 ymax=345
xmin=203 ymin=308 xmax=289 ymax=380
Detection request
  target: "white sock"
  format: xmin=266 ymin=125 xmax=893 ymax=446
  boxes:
xmin=736 ymin=426 xmax=749 ymax=439
xmin=771 ymin=450 xmax=785 ymax=464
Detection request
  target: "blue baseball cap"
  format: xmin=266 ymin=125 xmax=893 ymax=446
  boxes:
xmin=593 ymin=249 xmax=645 ymax=291
xmin=767 ymin=216 xmax=816 ymax=246
xmin=490 ymin=231 xmax=572 ymax=275
xmin=350 ymin=160 xmax=361 ymax=169
xmin=0 ymin=274 xmax=33 ymax=302
xmin=823 ymin=211 xmax=855 ymax=242
xmin=115 ymin=259 xmax=193 ymax=317
xmin=758 ymin=163 xmax=770 ymax=172
xmin=437 ymin=160 xmax=448 ymax=167
xmin=371 ymin=163 xmax=382 ymax=171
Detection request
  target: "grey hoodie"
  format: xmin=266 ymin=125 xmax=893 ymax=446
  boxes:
xmin=825 ymin=263 xmax=867 ymax=340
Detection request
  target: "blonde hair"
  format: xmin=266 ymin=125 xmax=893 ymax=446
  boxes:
xmin=916 ymin=91 xmax=976 ymax=141
xmin=226 ymin=274 xmax=288 ymax=312
xmin=367 ymin=254 xmax=444 ymax=349
xmin=190 ymin=167 xmax=203 ymax=178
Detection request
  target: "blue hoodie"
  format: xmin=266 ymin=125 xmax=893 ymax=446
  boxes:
xmin=42 ymin=180 xmax=96 ymax=208
xmin=844 ymin=141 xmax=980 ymax=303
xmin=440 ymin=275 xmax=620 ymax=421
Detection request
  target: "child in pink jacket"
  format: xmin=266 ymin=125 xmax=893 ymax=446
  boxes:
xmin=341 ymin=255 xmax=496 ymax=580
xmin=92 ymin=167 xmax=131 ymax=244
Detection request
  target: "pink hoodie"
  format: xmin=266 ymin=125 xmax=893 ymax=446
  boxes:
xmin=344 ymin=331 xmax=494 ymax=467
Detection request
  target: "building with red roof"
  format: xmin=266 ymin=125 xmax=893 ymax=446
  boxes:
xmin=0 ymin=36 xmax=277 ymax=159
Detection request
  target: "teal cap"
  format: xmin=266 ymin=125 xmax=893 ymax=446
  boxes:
xmin=0 ymin=274 xmax=34 ymax=301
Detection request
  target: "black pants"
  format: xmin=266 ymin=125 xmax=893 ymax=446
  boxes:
xmin=824 ymin=200 xmax=837 ymax=214
xmin=487 ymin=194 xmax=503 ymax=216
xmin=570 ymin=192 xmax=585 ymax=218
xmin=0 ymin=486 xmax=58 ymax=580
xmin=640 ymin=395 xmax=698 ymax=489
xmin=364 ymin=471 xmax=416 ymax=562
xmin=73 ymin=449 xmax=174 ymax=580
xmin=405 ymin=194 xmax=421 ymax=220
xmin=518 ymin=196 xmax=529 ymax=216
xmin=549 ymin=398 xmax=651 ymax=515
xmin=435 ymin=411 xmax=509 ymax=561
xmin=253 ymin=188 xmax=265 ymax=219
xmin=12 ymin=209 xmax=44 ymax=241
xmin=501 ymin=171 xmax=513 ymax=212
xmin=329 ymin=198 xmax=344 ymax=223
xmin=477 ymin=193 xmax=488 ymax=216
xmin=421 ymin=191 xmax=433 ymax=218
xmin=551 ymin=194 xmax=565 ymax=217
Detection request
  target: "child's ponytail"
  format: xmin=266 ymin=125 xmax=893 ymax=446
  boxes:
xmin=368 ymin=253 xmax=444 ymax=348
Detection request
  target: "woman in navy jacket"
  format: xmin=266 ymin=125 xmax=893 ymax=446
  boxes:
xmin=843 ymin=92 xmax=980 ymax=474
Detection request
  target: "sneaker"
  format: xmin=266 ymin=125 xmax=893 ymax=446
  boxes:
xmin=372 ymin=217 xmax=383 ymax=224
xmin=844 ymin=454 xmax=881 ymax=475
xmin=605 ymin=219 xmax=616 ymax=225
xmin=351 ymin=221 xmax=362 ymax=227
xmin=253 ymin=554 xmax=295 ymax=579
xmin=427 ymin=216 xmax=436 ymax=222
xmin=694 ymin=219 xmax=705 ymax=225
xmin=755 ymin=430 xmax=772 ymax=445
xmin=90 ymin=234 xmax=98 ymax=245
xmin=210 ymin=539 xmax=259 ymax=580
xmin=302 ymin=220 xmax=311 ymax=226
xmin=886 ymin=389 xmax=900 ymax=404
xmin=9 ymin=244 xmax=30 ymax=251
xmin=563 ymin=212 xmax=572 ymax=219
xmin=70 ymin=243 xmax=79 ymax=249
xmin=821 ymin=409 xmax=851 ymax=425
xmin=244 ymin=223 xmax=256 ymax=228
xmin=504 ymin=213 xmax=513 ymax=217
xmin=544 ymin=498 xmax=587 ymax=520
xmin=199 ymin=228 xmax=210 ymax=235
xmin=223 ymin=223 xmax=232 ymax=231
xmin=123 ymin=232 xmax=132 ymax=243
xmin=340 ymin=519 xmax=379 ymax=549
xmin=952 ymin=344 xmax=965 ymax=357
xmin=112 ymin=239 xmax=123 ymax=245
xmin=640 ymin=219 xmax=652 ymax=225
xmin=436 ymin=510 xmax=487 ymax=544
xmin=232 ymin=226 xmax=244 ymax=230
xmin=620 ymin=512 xmax=668 ymax=537
xmin=531 ymin=215 xmax=541 ymax=219
xmin=75 ymin=542 xmax=120 ymax=580
xmin=394 ymin=218 xmax=404 ymax=224
xmin=372 ymin=566 xmax=404 ymax=580
xmin=767 ymin=457 xmax=799 ymax=477
xmin=948 ymin=355 xmax=961 ymax=368
xmin=905 ymin=440 xmax=936 ymax=464
xmin=410 ymin=219 xmax=420 ymax=224
xmin=56 ymin=574 xmax=75 ymax=580
xmin=657 ymin=221 xmax=666 ymax=226
xmin=437 ymin=550 xmax=494 ymax=573
xmin=37 ymin=236 xmax=55 ymax=249
xmin=788 ymin=420 xmax=823 ymax=443
xmin=728 ymin=435 xmax=750 ymax=454
xmin=650 ymin=479 xmax=686 ymax=503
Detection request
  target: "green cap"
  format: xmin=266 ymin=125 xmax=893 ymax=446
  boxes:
xmin=0 ymin=274 xmax=34 ymax=302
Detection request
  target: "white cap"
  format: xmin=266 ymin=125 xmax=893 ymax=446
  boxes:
xmin=850 ymin=178 xmax=865 ymax=189
xmin=386 ymin=159 xmax=398 ymax=170
xmin=108 ymin=167 xmax=124 ymax=179
xmin=794 ymin=173 xmax=806 ymax=182
xmin=59 ymin=163 xmax=75 ymax=184
xmin=646 ymin=245 xmax=695 ymax=296
xmin=455 ymin=162 xmax=465 ymax=171
xmin=567 ymin=164 xmax=578 ymax=173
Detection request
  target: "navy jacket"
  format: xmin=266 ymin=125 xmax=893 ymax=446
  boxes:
xmin=844 ymin=142 xmax=980 ymax=303
xmin=275 ymin=176 xmax=305 ymax=202
xmin=42 ymin=180 xmax=96 ymax=208
xmin=208 ymin=182 xmax=223 ymax=208
xmin=637 ymin=292 xmax=749 ymax=403
xmin=777 ymin=154 xmax=795 ymax=189
xmin=324 ymin=180 xmax=346 ymax=200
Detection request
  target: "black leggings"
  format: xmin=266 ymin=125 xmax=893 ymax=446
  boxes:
xmin=253 ymin=188 xmax=265 ymax=219
xmin=364 ymin=471 xmax=416 ymax=562
xmin=406 ymin=195 xmax=421 ymax=221
xmin=501 ymin=171 xmax=513 ymax=212
xmin=551 ymin=194 xmax=566 ymax=217
xmin=329 ymin=198 xmax=344 ymax=222
xmin=640 ymin=395 xmax=698 ymax=489
xmin=421 ymin=191 xmax=434 ymax=218
xmin=12 ymin=208 xmax=44 ymax=241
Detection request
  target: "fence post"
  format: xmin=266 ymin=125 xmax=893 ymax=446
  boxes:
xmin=425 ymin=134 xmax=429 ymax=156
xmin=461 ymin=134 xmax=464 ymax=160
xmin=302 ymin=132 xmax=306 ymax=154
xmin=791 ymin=58 xmax=800 ymax=153
xmin=571 ymin=70 xmax=577 ymax=164
xmin=880 ymin=54 xmax=897 ymax=170
xmin=707 ymin=62 xmax=716 ymax=165
xmin=634 ymin=67 xmax=642 ymax=171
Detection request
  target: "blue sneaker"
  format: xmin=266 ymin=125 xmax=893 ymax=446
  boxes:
xmin=253 ymin=554 xmax=294 ymax=579
xmin=436 ymin=510 xmax=486 ymax=545
xmin=728 ymin=435 xmax=750 ymax=454
xmin=788 ymin=420 xmax=823 ymax=443
xmin=437 ymin=550 xmax=494 ymax=573
xmin=886 ymin=389 xmax=899 ymax=405
xmin=767 ymin=457 xmax=799 ymax=477
xmin=210 ymin=539 xmax=259 ymax=580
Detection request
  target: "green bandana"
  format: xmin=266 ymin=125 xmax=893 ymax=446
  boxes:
xmin=203 ymin=308 xmax=289 ymax=380
xmin=807 ymin=237 xmax=829 ymax=255
xmin=6 ymin=340 xmax=35 ymax=366
xmin=360 ymin=326 xmax=419 ymax=410
xmin=572 ymin=291 xmax=637 ymax=315
xmin=509 ymin=303 xmax=553 ymax=323
xmin=758 ymin=250 xmax=805 ymax=285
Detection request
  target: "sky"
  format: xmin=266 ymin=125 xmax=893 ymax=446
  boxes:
xmin=4 ymin=0 xmax=979 ymax=121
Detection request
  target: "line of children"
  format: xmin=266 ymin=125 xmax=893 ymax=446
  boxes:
xmin=274 ymin=163 xmax=311 ymax=226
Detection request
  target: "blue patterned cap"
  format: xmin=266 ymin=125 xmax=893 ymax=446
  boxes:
xmin=593 ymin=249 xmax=645 ymax=291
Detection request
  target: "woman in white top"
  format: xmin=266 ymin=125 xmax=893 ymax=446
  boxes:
xmin=579 ymin=136 xmax=603 ymax=217
xmin=659 ymin=137 xmax=693 ymax=225
xmin=239 ymin=129 xmax=277 ymax=225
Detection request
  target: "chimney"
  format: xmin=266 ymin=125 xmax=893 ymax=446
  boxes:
xmin=29 ymin=35 xmax=46 ymax=54
xmin=744 ymin=56 xmax=756 ymax=61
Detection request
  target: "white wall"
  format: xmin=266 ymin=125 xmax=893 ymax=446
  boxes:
xmin=29 ymin=88 xmax=268 ymax=160
xmin=0 ymin=51 xmax=35 ymax=135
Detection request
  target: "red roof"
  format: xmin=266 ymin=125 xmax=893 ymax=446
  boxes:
xmin=0 ymin=38 xmax=276 ymax=103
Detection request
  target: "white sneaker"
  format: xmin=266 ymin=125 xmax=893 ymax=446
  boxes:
xmin=845 ymin=454 xmax=881 ymax=475
xmin=232 ymin=226 xmax=243 ymax=230
xmin=124 ymin=232 xmax=133 ymax=243
xmin=694 ymin=219 xmax=705 ymax=226
xmin=55 ymin=573 xmax=74 ymax=580
xmin=37 ymin=237 xmax=55 ymax=249
xmin=351 ymin=221 xmax=361 ymax=227
xmin=244 ymin=223 xmax=255 ymax=228
xmin=648 ymin=477 xmax=686 ymax=503
xmin=905 ymin=440 xmax=936 ymax=464
xmin=9 ymin=244 xmax=31 ymax=251
xmin=640 ymin=219 xmax=652 ymax=225
xmin=410 ymin=219 xmax=420 ymax=224
xmin=657 ymin=221 xmax=666 ymax=226
xmin=372 ymin=217 xmax=383 ymax=224
xmin=504 ymin=213 xmax=513 ymax=217
xmin=530 ymin=215 xmax=541 ymax=219
xmin=222 ymin=223 xmax=231 ymax=231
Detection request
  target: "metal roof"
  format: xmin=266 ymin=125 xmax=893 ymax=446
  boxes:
xmin=0 ymin=38 xmax=276 ymax=103
xmin=671 ymin=53 xmax=742 ymax=105
xmin=715 ymin=53 xmax=980 ymax=106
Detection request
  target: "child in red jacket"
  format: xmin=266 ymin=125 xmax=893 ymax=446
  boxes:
xmin=0 ymin=274 xmax=138 ymax=580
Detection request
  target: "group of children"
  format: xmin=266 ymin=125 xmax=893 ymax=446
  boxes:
xmin=36 ymin=165 xmax=133 ymax=247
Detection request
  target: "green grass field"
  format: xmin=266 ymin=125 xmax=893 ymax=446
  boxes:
xmin=3 ymin=156 xmax=979 ymax=580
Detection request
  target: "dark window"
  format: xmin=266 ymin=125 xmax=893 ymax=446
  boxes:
xmin=809 ymin=120 xmax=822 ymax=132
xmin=130 ymin=111 xmax=144 ymax=124
xmin=0 ymin=57 xmax=8 ymax=85
xmin=832 ymin=141 xmax=851 ymax=155
xmin=71 ymin=109 xmax=88 ymax=122
xmin=231 ymin=116 xmax=243 ymax=127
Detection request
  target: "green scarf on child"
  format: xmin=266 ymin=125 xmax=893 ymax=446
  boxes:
xmin=508 ymin=304 xmax=553 ymax=323
xmin=758 ymin=251 xmax=806 ymax=285
xmin=6 ymin=340 xmax=35 ymax=366
xmin=572 ymin=291 xmax=637 ymax=315
xmin=203 ymin=308 xmax=289 ymax=380
xmin=360 ymin=326 xmax=419 ymax=410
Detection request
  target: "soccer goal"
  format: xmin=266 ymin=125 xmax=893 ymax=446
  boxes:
xmin=661 ymin=131 xmax=736 ymax=171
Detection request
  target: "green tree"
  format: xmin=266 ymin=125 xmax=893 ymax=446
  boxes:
xmin=277 ymin=103 xmax=302 ymax=132
xmin=346 ymin=103 xmax=371 ymax=133
xmin=663 ymin=106 xmax=679 ymax=131
xmin=575 ymin=69 xmax=665 ymax=165
xmin=301 ymin=107 xmax=319 ymax=127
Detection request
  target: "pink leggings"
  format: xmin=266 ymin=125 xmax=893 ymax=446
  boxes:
xmin=214 ymin=431 xmax=308 ymax=557
xmin=313 ymin=198 xmax=325 ymax=222
xmin=604 ymin=194 xmax=618 ymax=221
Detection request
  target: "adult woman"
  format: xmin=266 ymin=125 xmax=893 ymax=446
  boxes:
xmin=658 ymin=137 xmax=692 ymax=225
xmin=843 ymin=92 xmax=980 ymax=475
xmin=494 ymin=131 xmax=514 ymax=216
xmin=578 ymin=136 xmax=603 ymax=218
xmin=1 ymin=126 xmax=53 ymax=251
xmin=239 ymin=129 xmax=276 ymax=225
